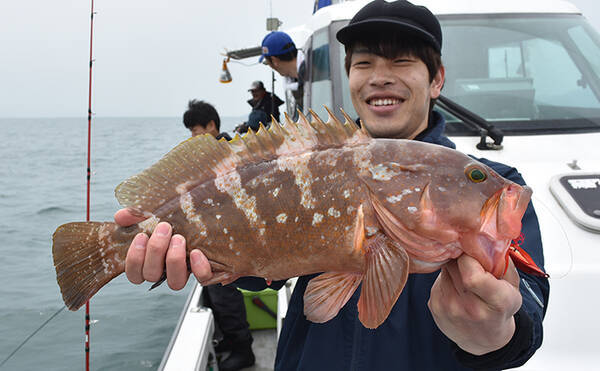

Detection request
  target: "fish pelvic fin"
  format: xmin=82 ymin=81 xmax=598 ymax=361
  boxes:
xmin=304 ymin=272 xmax=363 ymax=323
xmin=357 ymin=233 xmax=409 ymax=329
xmin=52 ymin=222 xmax=139 ymax=310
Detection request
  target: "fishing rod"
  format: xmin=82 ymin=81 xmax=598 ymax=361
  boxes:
xmin=1 ymin=2 xmax=96 ymax=369
xmin=85 ymin=0 xmax=96 ymax=370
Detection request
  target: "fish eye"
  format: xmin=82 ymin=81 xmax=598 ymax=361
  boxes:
xmin=466 ymin=167 xmax=487 ymax=183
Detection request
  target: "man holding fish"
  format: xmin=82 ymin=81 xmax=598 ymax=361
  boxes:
xmin=112 ymin=1 xmax=549 ymax=369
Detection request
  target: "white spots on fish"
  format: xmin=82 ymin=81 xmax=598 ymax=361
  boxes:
xmin=259 ymin=228 xmax=266 ymax=236
xmin=203 ymin=198 xmax=214 ymax=206
xmin=369 ymin=163 xmax=399 ymax=181
xmin=97 ymin=223 xmax=111 ymax=241
xmin=407 ymin=206 xmax=418 ymax=213
xmin=352 ymin=144 xmax=373 ymax=175
xmin=175 ymin=180 xmax=196 ymax=195
xmin=277 ymin=153 xmax=316 ymax=209
xmin=294 ymin=216 xmax=299 ymax=223
xmin=262 ymin=177 xmax=274 ymax=187
xmin=138 ymin=215 xmax=160 ymax=234
xmin=438 ymin=186 xmax=447 ymax=192
xmin=216 ymin=214 xmax=222 ymax=220
xmin=366 ymin=226 xmax=379 ymax=237
xmin=347 ymin=205 xmax=356 ymax=215
xmin=312 ymin=213 xmax=324 ymax=226
xmin=345 ymin=225 xmax=351 ymax=231
xmin=343 ymin=189 xmax=351 ymax=199
xmin=272 ymin=187 xmax=280 ymax=198
xmin=386 ymin=189 xmax=413 ymax=204
xmin=323 ymin=170 xmax=345 ymax=182
xmin=323 ymin=150 xmax=341 ymax=167
xmin=276 ymin=213 xmax=288 ymax=223
xmin=223 ymin=228 xmax=228 ymax=234
xmin=328 ymin=207 xmax=341 ymax=218
xmin=215 ymin=170 xmax=261 ymax=226
xmin=179 ymin=192 xmax=208 ymax=237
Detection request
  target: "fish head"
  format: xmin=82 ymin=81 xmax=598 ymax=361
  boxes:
xmin=365 ymin=140 xmax=532 ymax=276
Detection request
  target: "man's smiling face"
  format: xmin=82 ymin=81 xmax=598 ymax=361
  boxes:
xmin=348 ymin=47 xmax=444 ymax=139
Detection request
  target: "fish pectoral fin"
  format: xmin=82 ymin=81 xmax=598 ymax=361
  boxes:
xmin=357 ymin=233 xmax=409 ymax=329
xmin=303 ymin=272 xmax=363 ymax=324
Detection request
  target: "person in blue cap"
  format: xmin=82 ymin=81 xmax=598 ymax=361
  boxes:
xmin=259 ymin=31 xmax=306 ymax=114
xmin=115 ymin=1 xmax=548 ymax=370
xmin=259 ymin=31 xmax=304 ymax=86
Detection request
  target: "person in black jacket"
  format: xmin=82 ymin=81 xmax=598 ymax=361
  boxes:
xmin=247 ymin=80 xmax=284 ymax=125
xmin=116 ymin=1 xmax=548 ymax=370
xmin=179 ymin=100 xmax=255 ymax=371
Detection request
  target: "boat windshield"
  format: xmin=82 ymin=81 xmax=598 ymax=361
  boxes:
xmin=335 ymin=14 xmax=600 ymax=135
xmin=439 ymin=14 xmax=600 ymax=135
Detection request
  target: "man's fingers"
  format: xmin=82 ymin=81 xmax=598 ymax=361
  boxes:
xmin=114 ymin=208 xmax=146 ymax=227
xmin=457 ymin=254 xmax=520 ymax=310
xmin=126 ymin=233 xmax=148 ymax=284
xmin=143 ymin=222 xmax=172 ymax=282
xmin=165 ymin=235 xmax=190 ymax=290
xmin=190 ymin=249 xmax=213 ymax=283
xmin=503 ymin=257 xmax=520 ymax=288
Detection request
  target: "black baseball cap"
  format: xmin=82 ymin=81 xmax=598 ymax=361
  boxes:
xmin=336 ymin=0 xmax=442 ymax=53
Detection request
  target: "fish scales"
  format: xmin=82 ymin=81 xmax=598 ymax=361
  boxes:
xmin=153 ymin=145 xmax=371 ymax=280
xmin=52 ymin=108 xmax=538 ymax=329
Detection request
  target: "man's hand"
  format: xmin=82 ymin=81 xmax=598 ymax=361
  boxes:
xmin=114 ymin=208 xmax=213 ymax=290
xmin=428 ymin=254 xmax=522 ymax=355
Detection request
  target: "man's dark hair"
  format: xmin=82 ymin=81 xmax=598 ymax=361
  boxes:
xmin=182 ymin=100 xmax=221 ymax=131
xmin=344 ymin=32 xmax=442 ymax=81
xmin=344 ymin=32 xmax=442 ymax=111
xmin=265 ymin=43 xmax=298 ymax=63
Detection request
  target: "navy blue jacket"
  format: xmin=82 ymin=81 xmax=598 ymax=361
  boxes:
xmin=238 ymin=112 xmax=549 ymax=370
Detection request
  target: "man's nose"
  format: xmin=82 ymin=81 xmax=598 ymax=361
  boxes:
xmin=368 ymin=63 xmax=396 ymax=86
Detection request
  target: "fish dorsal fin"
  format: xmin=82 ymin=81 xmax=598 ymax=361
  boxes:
xmin=115 ymin=107 xmax=368 ymax=213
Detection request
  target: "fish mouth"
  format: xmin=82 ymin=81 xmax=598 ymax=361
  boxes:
xmin=497 ymin=184 xmax=532 ymax=238
xmin=462 ymin=184 xmax=533 ymax=277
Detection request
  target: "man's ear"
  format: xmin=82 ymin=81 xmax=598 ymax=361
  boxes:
xmin=430 ymin=65 xmax=445 ymax=99
xmin=269 ymin=56 xmax=280 ymax=68
xmin=206 ymin=120 xmax=216 ymax=132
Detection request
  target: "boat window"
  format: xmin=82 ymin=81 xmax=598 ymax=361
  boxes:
xmin=310 ymin=28 xmax=333 ymax=119
xmin=338 ymin=43 xmax=358 ymax=121
xmin=440 ymin=15 xmax=600 ymax=135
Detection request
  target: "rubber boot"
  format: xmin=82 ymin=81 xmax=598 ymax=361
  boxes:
xmin=218 ymin=341 xmax=255 ymax=371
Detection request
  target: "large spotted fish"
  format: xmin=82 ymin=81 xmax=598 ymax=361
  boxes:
xmin=52 ymin=108 xmax=540 ymax=329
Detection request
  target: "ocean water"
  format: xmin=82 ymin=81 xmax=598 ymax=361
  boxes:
xmin=0 ymin=116 xmax=244 ymax=370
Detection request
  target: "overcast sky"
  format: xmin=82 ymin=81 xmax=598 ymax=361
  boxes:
xmin=1 ymin=0 xmax=599 ymax=118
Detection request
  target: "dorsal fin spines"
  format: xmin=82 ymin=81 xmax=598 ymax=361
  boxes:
xmin=309 ymin=108 xmax=339 ymax=146
xmin=324 ymin=106 xmax=343 ymax=127
xmin=340 ymin=107 xmax=356 ymax=127
xmin=114 ymin=106 xmax=372 ymax=214
xmin=358 ymin=119 xmax=371 ymax=137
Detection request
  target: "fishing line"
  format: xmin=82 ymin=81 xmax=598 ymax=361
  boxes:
xmin=531 ymin=194 xmax=574 ymax=279
xmin=0 ymin=306 xmax=66 ymax=369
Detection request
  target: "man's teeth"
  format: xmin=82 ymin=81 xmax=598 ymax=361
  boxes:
xmin=369 ymin=98 xmax=400 ymax=106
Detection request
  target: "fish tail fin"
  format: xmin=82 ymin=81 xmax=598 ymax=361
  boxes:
xmin=357 ymin=234 xmax=409 ymax=329
xmin=52 ymin=221 xmax=137 ymax=310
